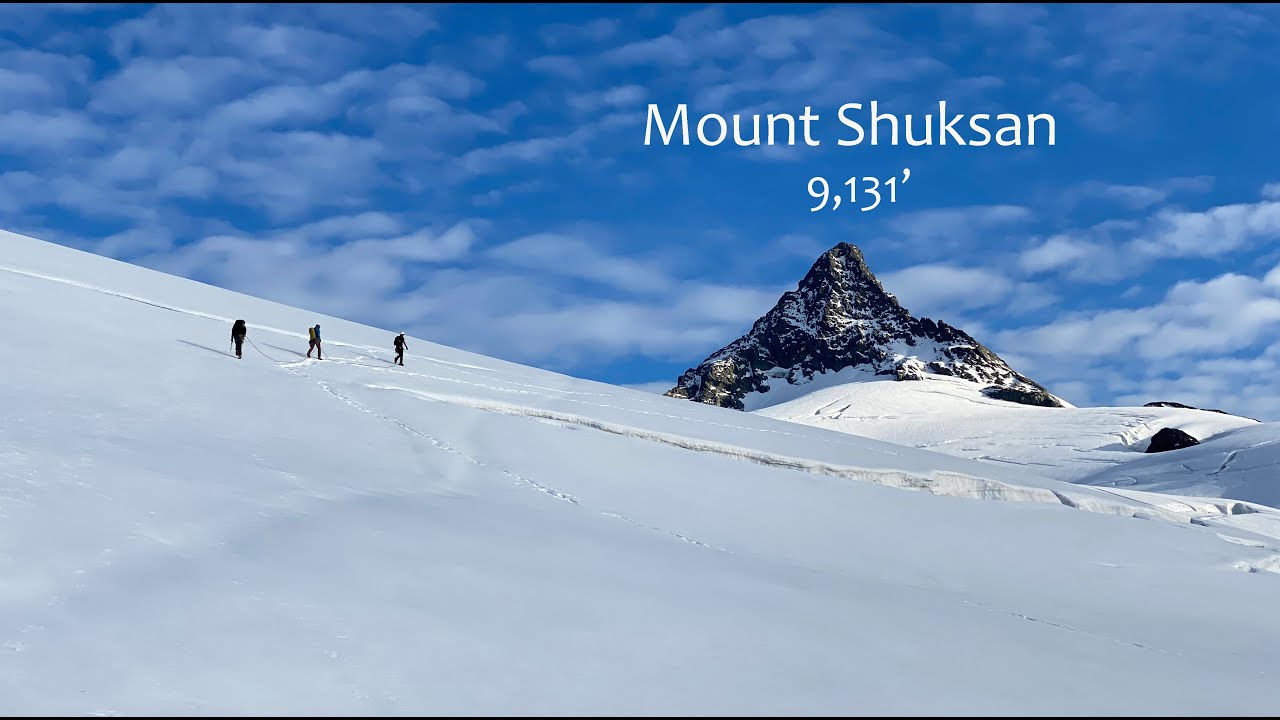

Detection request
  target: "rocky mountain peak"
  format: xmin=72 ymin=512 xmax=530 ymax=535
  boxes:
xmin=665 ymin=242 xmax=1064 ymax=411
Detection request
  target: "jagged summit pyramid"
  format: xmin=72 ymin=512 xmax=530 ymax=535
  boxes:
xmin=666 ymin=242 xmax=1063 ymax=411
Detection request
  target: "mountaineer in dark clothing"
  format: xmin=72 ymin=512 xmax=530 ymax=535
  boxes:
xmin=394 ymin=332 xmax=408 ymax=366
xmin=231 ymin=319 xmax=247 ymax=359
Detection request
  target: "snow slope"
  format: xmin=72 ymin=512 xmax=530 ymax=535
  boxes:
xmin=1081 ymin=423 xmax=1280 ymax=508
xmin=4 ymin=230 xmax=1280 ymax=715
xmin=754 ymin=372 xmax=1261 ymax=485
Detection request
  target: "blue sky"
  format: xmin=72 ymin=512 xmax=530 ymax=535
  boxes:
xmin=4 ymin=3 xmax=1280 ymax=419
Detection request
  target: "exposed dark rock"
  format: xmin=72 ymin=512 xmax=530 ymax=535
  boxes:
xmin=1145 ymin=427 xmax=1201 ymax=454
xmin=1143 ymin=401 xmax=1259 ymax=422
xmin=1144 ymin=401 xmax=1229 ymax=415
xmin=982 ymin=386 xmax=1063 ymax=408
xmin=665 ymin=242 xmax=1063 ymax=411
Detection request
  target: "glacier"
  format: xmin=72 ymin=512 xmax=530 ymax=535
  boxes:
xmin=2 ymin=230 xmax=1280 ymax=715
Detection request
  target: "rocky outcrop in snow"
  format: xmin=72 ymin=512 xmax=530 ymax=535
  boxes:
xmin=1146 ymin=427 xmax=1201 ymax=453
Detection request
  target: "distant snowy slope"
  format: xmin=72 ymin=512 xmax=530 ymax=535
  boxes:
xmin=754 ymin=373 xmax=1258 ymax=483
xmin=1081 ymin=423 xmax=1280 ymax=507
xmin=3 ymin=229 xmax=1280 ymax=715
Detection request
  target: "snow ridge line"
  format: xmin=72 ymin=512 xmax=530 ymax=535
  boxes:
xmin=363 ymin=384 xmax=1259 ymax=530
xmin=0 ymin=263 xmax=902 ymax=445
xmin=318 ymin=356 xmax=894 ymax=452
xmin=0 ymin=262 xmax=724 ymax=551
xmin=280 ymin=364 xmax=729 ymax=554
xmin=0 ymin=264 xmax=656 ymax=401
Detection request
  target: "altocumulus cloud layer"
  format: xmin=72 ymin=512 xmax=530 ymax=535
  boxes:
xmin=4 ymin=4 xmax=1280 ymax=419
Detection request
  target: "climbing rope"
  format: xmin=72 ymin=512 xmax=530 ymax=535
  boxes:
xmin=247 ymin=337 xmax=290 ymax=363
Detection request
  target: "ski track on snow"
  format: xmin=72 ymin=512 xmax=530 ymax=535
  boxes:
xmin=279 ymin=360 xmax=731 ymax=555
xmin=957 ymin=598 xmax=1180 ymax=657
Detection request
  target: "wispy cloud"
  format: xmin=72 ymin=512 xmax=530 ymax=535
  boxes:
xmin=994 ymin=263 xmax=1280 ymax=417
xmin=880 ymin=263 xmax=1053 ymax=318
xmin=3 ymin=3 xmax=1280 ymax=409
xmin=1019 ymin=199 xmax=1280 ymax=282
xmin=485 ymin=233 xmax=674 ymax=294
xmin=539 ymin=18 xmax=621 ymax=47
xmin=889 ymin=205 xmax=1032 ymax=241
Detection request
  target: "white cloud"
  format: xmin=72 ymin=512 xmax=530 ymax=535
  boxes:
xmin=1163 ymin=175 xmax=1215 ymax=194
xmin=447 ymin=282 xmax=780 ymax=368
xmin=141 ymin=217 xmax=479 ymax=313
xmin=567 ymin=84 xmax=646 ymax=114
xmin=890 ymin=203 xmax=1039 ymax=262
xmin=91 ymin=55 xmax=257 ymax=116
xmin=6 ymin=3 xmax=1280 ymax=405
xmin=456 ymin=125 xmax=598 ymax=177
xmin=0 ymin=110 xmax=102 ymax=151
xmin=598 ymin=6 xmax=945 ymax=108
xmin=209 ymin=131 xmax=386 ymax=220
xmin=225 ymin=23 xmax=362 ymax=72
xmin=763 ymin=234 xmax=830 ymax=261
xmin=341 ymin=224 xmax=478 ymax=264
xmin=992 ymin=264 xmax=1280 ymax=420
xmin=1019 ymin=200 xmax=1280 ymax=282
xmin=1074 ymin=182 xmax=1166 ymax=209
xmin=886 ymin=205 xmax=1032 ymax=248
xmin=204 ymin=83 xmax=346 ymax=131
xmin=1133 ymin=201 xmax=1280 ymax=257
xmin=539 ymin=19 xmax=621 ymax=47
xmin=486 ymin=233 xmax=674 ymax=294
xmin=1262 ymin=182 xmax=1280 ymax=200
xmin=1018 ymin=234 xmax=1106 ymax=275
xmin=94 ymin=227 xmax=176 ymax=258
xmin=880 ymin=264 xmax=1014 ymax=314
xmin=107 ymin=4 xmax=435 ymax=63
xmin=1080 ymin=4 xmax=1280 ymax=82
xmin=526 ymin=55 xmax=584 ymax=79
xmin=0 ymin=66 xmax=65 ymax=106
xmin=122 ymin=211 xmax=786 ymax=373
xmin=1066 ymin=176 xmax=1217 ymax=211
xmin=1049 ymin=82 xmax=1122 ymax=133
xmin=997 ymin=264 xmax=1280 ymax=367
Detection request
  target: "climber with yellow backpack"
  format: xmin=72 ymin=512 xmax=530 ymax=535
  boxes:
xmin=307 ymin=324 xmax=323 ymax=360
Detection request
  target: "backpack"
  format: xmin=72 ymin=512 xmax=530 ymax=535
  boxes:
xmin=232 ymin=319 xmax=246 ymax=337
xmin=308 ymin=327 xmax=316 ymax=342
xmin=394 ymin=335 xmax=404 ymax=350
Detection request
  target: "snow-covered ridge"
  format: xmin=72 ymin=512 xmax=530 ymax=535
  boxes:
xmin=666 ymin=242 xmax=1064 ymax=411
xmin=753 ymin=372 xmax=1275 ymax=509
xmin=4 ymin=229 xmax=1280 ymax=715
xmin=1082 ymin=423 xmax=1280 ymax=509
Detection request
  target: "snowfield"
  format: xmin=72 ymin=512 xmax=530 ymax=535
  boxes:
xmin=3 ymin=230 xmax=1280 ymax=715
xmin=1081 ymin=422 xmax=1280 ymax=508
xmin=753 ymin=371 xmax=1271 ymax=491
